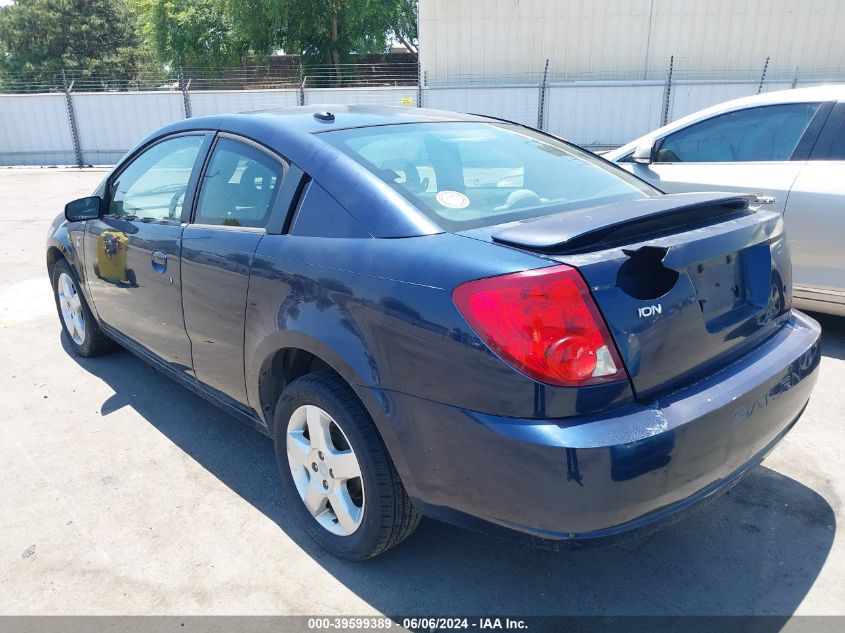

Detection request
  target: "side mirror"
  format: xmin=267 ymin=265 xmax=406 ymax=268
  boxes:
xmin=631 ymin=142 xmax=655 ymax=165
xmin=65 ymin=196 xmax=102 ymax=222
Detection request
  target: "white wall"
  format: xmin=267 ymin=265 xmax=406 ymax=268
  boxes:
xmin=0 ymin=88 xmax=424 ymax=166
xmin=72 ymin=92 xmax=185 ymax=165
xmin=305 ymin=87 xmax=418 ymax=106
xmin=543 ymin=83 xmax=665 ymax=148
xmin=0 ymin=94 xmax=75 ymax=166
xmin=424 ymin=86 xmax=538 ymax=126
xmin=2 ymin=81 xmax=841 ymax=165
xmin=419 ymin=0 xmax=845 ymax=84
xmin=191 ymin=89 xmax=300 ymax=116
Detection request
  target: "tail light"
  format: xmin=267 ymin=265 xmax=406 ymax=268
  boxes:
xmin=452 ymin=264 xmax=627 ymax=387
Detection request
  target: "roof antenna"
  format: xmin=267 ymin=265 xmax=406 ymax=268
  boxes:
xmin=313 ymin=111 xmax=335 ymax=123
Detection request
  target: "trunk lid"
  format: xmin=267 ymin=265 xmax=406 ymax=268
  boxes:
xmin=462 ymin=192 xmax=792 ymax=400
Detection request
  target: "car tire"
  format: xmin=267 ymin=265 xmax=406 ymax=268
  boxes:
xmin=273 ymin=373 xmax=420 ymax=560
xmin=51 ymin=258 xmax=112 ymax=357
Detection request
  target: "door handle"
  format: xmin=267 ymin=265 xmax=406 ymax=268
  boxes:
xmin=151 ymin=250 xmax=167 ymax=273
xmin=753 ymin=194 xmax=776 ymax=205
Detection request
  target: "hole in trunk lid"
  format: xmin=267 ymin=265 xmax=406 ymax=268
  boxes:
xmin=617 ymin=246 xmax=679 ymax=300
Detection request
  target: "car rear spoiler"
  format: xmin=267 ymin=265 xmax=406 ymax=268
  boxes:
xmin=491 ymin=192 xmax=756 ymax=255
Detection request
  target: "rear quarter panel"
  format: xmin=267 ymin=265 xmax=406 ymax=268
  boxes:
xmin=243 ymin=232 xmax=635 ymax=421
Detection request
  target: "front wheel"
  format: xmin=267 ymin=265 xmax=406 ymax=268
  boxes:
xmin=51 ymin=258 xmax=112 ymax=357
xmin=273 ymin=373 xmax=420 ymax=559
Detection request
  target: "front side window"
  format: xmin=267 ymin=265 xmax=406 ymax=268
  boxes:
xmin=108 ymin=135 xmax=204 ymax=221
xmin=320 ymin=122 xmax=658 ymax=231
xmin=193 ymin=137 xmax=284 ymax=229
xmin=655 ymin=103 xmax=821 ymax=163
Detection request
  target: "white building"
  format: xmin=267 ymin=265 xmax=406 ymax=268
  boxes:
xmin=419 ymin=0 xmax=845 ymax=84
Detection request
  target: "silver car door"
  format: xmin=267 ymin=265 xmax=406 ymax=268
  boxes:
xmin=626 ymin=162 xmax=802 ymax=214
xmin=783 ymin=161 xmax=845 ymax=311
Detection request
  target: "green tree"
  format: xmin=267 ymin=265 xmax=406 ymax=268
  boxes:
xmin=223 ymin=0 xmax=282 ymax=56
xmin=389 ymin=0 xmax=417 ymax=55
xmin=0 ymin=0 xmax=150 ymax=90
xmin=134 ymin=0 xmax=250 ymax=68
xmin=224 ymin=0 xmax=417 ymax=84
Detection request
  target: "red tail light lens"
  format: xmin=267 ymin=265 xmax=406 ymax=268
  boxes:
xmin=452 ymin=264 xmax=627 ymax=387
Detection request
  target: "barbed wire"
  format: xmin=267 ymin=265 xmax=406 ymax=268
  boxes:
xmin=427 ymin=66 xmax=845 ymax=86
xmin=0 ymin=62 xmax=421 ymax=94
xmin=1 ymin=62 xmax=844 ymax=94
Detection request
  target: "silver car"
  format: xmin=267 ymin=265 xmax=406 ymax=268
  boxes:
xmin=606 ymin=86 xmax=845 ymax=316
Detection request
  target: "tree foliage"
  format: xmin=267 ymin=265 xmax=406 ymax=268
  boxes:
xmin=0 ymin=0 xmax=418 ymax=89
xmin=134 ymin=0 xmax=250 ymax=68
xmin=0 ymin=0 xmax=150 ymax=86
xmin=275 ymin=0 xmax=395 ymax=63
xmin=219 ymin=0 xmax=417 ymax=60
xmin=224 ymin=0 xmax=418 ymax=83
xmin=388 ymin=0 xmax=418 ymax=54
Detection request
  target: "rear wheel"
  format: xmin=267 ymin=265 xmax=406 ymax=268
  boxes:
xmin=51 ymin=258 xmax=111 ymax=357
xmin=273 ymin=373 xmax=420 ymax=559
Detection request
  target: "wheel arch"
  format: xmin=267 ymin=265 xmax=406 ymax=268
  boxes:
xmin=46 ymin=244 xmax=65 ymax=277
xmin=257 ymin=346 xmax=340 ymax=427
xmin=46 ymin=219 xmax=85 ymax=283
xmin=46 ymin=226 xmax=96 ymax=315
xmin=252 ymin=338 xmax=413 ymax=492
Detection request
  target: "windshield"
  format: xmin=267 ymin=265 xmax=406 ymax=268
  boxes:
xmin=320 ymin=122 xmax=660 ymax=231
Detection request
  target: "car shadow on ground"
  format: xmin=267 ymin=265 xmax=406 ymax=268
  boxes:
xmin=62 ymin=327 xmax=839 ymax=618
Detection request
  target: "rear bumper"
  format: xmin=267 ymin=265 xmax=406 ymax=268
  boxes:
xmin=372 ymin=310 xmax=821 ymax=544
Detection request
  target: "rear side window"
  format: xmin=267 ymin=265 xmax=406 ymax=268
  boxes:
xmin=108 ymin=135 xmax=204 ymax=221
xmin=655 ymin=103 xmax=821 ymax=163
xmin=194 ymin=137 xmax=284 ymax=228
xmin=320 ymin=122 xmax=657 ymax=231
xmin=290 ymin=181 xmax=371 ymax=238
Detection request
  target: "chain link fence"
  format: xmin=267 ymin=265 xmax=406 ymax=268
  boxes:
xmin=1 ymin=60 xmax=844 ymax=166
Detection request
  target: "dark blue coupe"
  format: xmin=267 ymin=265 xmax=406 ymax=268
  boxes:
xmin=48 ymin=106 xmax=821 ymax=559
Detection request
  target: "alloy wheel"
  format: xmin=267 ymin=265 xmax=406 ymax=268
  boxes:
xmin=57 ymin=272 xmax=86 ymax=346
xmin=286 ymin=404 xmax=365 ymax=536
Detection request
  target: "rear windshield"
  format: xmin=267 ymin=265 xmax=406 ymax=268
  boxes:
xmin=320 ymin=122 xmax=659 ymax=231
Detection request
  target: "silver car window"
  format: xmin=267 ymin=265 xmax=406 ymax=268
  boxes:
xmin=656 ymin=103 xmax=821 ymax=163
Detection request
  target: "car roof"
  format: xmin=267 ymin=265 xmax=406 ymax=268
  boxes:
xmin=141 ymin=105 xmax=497 ymax=153
xmin=124 ymin=106 xmax=507 ymax=239
xmin=605 ymin=84 xmax=845 ymax=159
xmin=235 ymin=104 xmax=492 ymax=134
